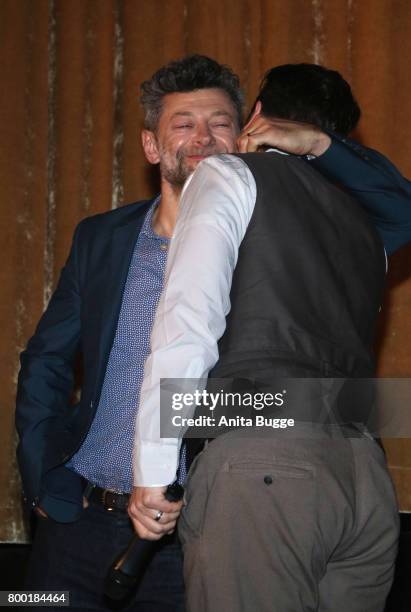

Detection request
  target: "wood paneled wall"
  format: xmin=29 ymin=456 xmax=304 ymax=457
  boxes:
xmin=1 ymin=0 xmax=410 ymax=542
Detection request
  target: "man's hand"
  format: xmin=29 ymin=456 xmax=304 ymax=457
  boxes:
xmin=238 ymin=101 xmax=331 ymax=157
xmin=128 ymin=486 xmax=183 ymax=541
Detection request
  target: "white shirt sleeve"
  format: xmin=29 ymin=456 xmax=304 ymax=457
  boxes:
xmin=133 ymin=154 xmax=257 ymax=486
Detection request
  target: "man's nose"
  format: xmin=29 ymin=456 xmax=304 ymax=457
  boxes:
xmin=194 ymin=123 xmax=215 ymax=145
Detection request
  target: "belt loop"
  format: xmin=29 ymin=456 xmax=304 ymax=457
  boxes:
xmin=102 ymin=489 xmax=114 ymax=511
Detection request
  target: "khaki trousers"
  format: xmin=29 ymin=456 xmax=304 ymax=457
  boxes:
xmin=179 ymin=425 xmax=399 ymax=612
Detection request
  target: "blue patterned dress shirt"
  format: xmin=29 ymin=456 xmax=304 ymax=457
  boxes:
xmin=68 ymin=200 xmax=186 ymax=492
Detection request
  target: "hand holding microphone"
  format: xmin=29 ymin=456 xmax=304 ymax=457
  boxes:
xmin=104 ymin=482 xmax=184 ymax=602
xmin=128 ymin=482 xmax=183 ymax=540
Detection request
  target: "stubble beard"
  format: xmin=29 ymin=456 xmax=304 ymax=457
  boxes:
xmin=159 ymin=147 xmax=198 ymax=188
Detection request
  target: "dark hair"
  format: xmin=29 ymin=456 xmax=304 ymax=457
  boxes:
xmin=140 ymin=54 xmax=244 ymax=131
xmin=255 ymin=63 xmax=361 ymax=136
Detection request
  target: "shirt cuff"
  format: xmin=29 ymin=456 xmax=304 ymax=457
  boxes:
xmin=133 ymin=440 xmax=179 ymax=487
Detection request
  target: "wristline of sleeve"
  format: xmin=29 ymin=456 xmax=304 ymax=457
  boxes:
xmin=133 ymin=439 xmax=179 ymax=487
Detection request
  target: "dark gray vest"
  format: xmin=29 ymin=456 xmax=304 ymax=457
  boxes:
xmin=209 ymin=152 xmax=386 ymax=380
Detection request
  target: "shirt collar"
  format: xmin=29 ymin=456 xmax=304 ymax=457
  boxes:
xmin=140 ymin=196 xmax=166 ymax=240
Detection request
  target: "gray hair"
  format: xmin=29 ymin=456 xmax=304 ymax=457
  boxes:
xmin=140 ymin=54 xmax=244 ymax=131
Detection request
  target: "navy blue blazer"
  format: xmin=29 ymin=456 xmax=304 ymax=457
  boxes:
xmin=16 ymin=199 xmax=153 ymax=521
xmin=15 ymin=137 xmax=411 ymax=522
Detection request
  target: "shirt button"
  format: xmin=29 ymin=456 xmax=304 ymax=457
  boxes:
xmin=264 ymin=475 xmax=273 ymax=485
xmin=160 ymin=243 xmax=168 ymax=251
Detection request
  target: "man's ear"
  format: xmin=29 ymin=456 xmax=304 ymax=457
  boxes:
xmin=243 ymin=100 xmax=263 ymax=130
xmin=141 ymin=129 xmax=160 ymax=164
xmin=249 ymin=100 xmax=262 ymax=123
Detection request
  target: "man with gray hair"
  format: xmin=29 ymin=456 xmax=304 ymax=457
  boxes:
xmin=17 ymin=54 xmax=242 ymax=611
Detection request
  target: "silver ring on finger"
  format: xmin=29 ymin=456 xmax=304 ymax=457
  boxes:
xmin=154 ymin=510 xmax=164 ymax=522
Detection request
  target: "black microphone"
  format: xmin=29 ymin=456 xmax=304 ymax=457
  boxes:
xmin=104 ymin=482 xmax=184 ymax=602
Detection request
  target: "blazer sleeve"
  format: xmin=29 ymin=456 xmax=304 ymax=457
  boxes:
xmin=15 ymin=220 xmax=84 ymax=509
xmin=308 ymin=135 xmax=411 ymax=255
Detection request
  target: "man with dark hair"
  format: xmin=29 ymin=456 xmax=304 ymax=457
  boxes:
xmin=132 ymin=63 xmax=411 ymax=611
xmin=254 ymin=62 xmax=361 ymax=134
xmin=239 ymin=63 xmax=410 ymax=255
xmin=16 ymin=54 xmax=409 ymax=611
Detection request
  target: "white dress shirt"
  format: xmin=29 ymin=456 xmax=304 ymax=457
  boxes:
xmin=133 ymin=154 xmax=257 ymax=486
